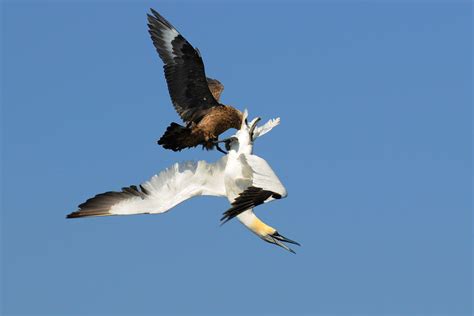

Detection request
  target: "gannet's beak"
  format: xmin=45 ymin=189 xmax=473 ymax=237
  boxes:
xmin=262 ymin=231 xmax=301 ymax=254
xmin=271 ymin=231 xmax=301 ymax=246
xmin=249 ymin=117 xmax=261 ymax=141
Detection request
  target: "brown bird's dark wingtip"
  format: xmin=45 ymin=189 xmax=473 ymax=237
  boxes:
xmin=147 ymin=8 xmax=174 ymax=30
xmin=147 ymin=10 xmax=159 ymax=25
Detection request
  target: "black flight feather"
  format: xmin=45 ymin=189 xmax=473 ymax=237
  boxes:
xmin=67 ymin=185 xmax=150 ymax=219
xmin=220 ymin=186 xmax=281 ymax=224
xmin=147 ymin=9 xmax=221 ymax=124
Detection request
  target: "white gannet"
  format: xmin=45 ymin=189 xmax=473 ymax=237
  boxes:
xmin=67 ymin=112 xmax=299 ymax=253
xmin=217 ymin=113 xmax=299 ymax=253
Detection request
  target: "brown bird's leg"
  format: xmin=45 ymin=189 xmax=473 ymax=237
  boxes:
xmin=202 ymin=138 xmax=215 ymax=151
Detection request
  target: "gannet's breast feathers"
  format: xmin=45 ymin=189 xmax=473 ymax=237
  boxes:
xmin=67 ymin=157 xmax=227 ymax=218
xmin=243 ymin=154 xmax=287 ymax=197
xmin=147 ymin=9 xmax=222 ymax=124
xmin=221 ymin=154 xmax=287 ymax=223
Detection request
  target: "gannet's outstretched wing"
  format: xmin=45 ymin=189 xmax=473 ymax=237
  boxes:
xmin=67 ymin=157 xmax=227 ymax=218
xmin=221 ymin=154 xmax=287 ymax=224
xmin=147 ymin=9 xmax=222 ymax=124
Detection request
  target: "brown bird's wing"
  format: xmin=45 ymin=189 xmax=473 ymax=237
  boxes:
xmin=147 ymin=9 xmax=222 ymax=124
xmin=206 ymin=77 xmax=224 ymax=102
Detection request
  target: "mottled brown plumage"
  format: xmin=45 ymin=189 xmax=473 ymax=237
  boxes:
xmin=207 ymin=78 xmax=225 ymax=102
xmin=147 ymin=9 xmax=243 ymax=152
xmin=159 ymin=106 xmax=242 ymax=151
xmin=195 ymin=106 xmax=243 ymax=148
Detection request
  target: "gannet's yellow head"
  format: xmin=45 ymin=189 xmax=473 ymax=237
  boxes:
xmin=237 ymin=210 xmax=300 ymax=254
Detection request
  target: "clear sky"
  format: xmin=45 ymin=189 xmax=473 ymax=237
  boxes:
xmin=1 ymin=1 xmax=472 ymax=315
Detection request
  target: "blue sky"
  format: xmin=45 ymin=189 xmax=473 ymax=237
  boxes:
xmin=1 ymin=1 xmax=471 ymax=315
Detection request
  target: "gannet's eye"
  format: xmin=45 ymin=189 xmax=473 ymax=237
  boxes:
xmin=244 ymin=118 xmax=248 ymax=126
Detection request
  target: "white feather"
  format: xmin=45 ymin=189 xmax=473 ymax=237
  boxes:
xmin=161 ymin=27 xmax=180 ymax=60
xmin=253 ymin=117 xmax=280 ymax=138
xmin=109 ymin=157 xmax=227 ymax=215
xmin=222 ymin=116 xmax=287 ymax=210
xmin=243 ymin=154 xmax=287 ymax=198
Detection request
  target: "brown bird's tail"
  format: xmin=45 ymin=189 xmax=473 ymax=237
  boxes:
xmin=158 ymin=123 xmax=203 ymax=151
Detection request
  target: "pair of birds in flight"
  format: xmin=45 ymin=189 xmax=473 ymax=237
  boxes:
xmin=67 ymin=9 xmax=300 ymax=253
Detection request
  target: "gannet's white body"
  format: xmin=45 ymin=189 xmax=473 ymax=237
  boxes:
xmin=221 ymin=114 xmax=298 ymax=252
xmin=67 ymin=112 xmax=299 ymax=252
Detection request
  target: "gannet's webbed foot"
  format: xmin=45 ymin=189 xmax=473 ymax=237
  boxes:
xmin=210 ymin=138 xmax=228 ymax=154
xmin=215 ymin=143 xmax=227 ymax=154
xmin=203 ymin=137 xmax=227 ymax=154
